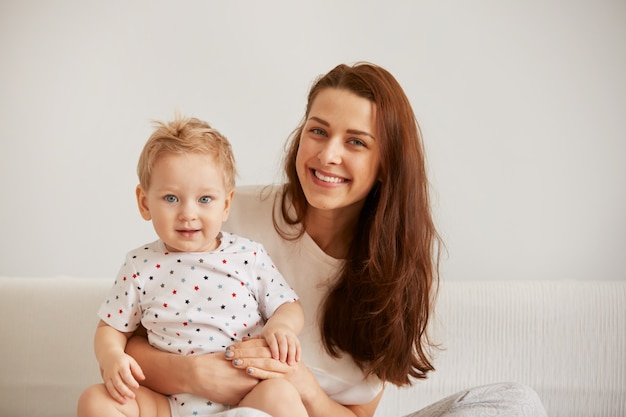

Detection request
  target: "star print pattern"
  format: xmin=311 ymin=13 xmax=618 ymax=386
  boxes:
xmin=97 ymin=232 xmax=299 ymax=415
xmin=99 ymin=232 xmax=298 ymax=355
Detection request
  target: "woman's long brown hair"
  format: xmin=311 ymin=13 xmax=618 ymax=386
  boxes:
xmin=277 ymin=62 xmax=441 ymax=386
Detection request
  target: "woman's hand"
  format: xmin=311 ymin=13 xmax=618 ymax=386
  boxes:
xmin=225 ymin=338 xmax=384 ymax=417
xmin=126 ymin=333 xmax=260 ymax=405
xmin=226 ymin=338 xmax=316 ymax=399
xmin=185 ymin=352 xmax=263 ymax=405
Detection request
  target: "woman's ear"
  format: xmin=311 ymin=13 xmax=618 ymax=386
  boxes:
xmin=136 ymin=185 xmax=152 ymax=220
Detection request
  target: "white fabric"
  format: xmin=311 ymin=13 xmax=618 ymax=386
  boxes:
xmin=98 ymin=233 xmax=298 ymax=416
xmin=194 ymin=408 xmax=270 ymax=417
xmin=225 ymin=185 xmax=384 ymax=404
xmin=98 ymin=235 xmax=296 ymax=352
xmin=1 ymin=277 xmax=624 ymax=417
xmin=1 ymin=188 xmax=625 ymax=417
xmin=376 ymin=280 xmax=626 ymax=417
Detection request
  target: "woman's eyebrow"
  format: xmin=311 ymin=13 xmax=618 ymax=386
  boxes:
xmin=308 ymin=116 xmax=330 ymax=126
xmin=347 ymin=129 xmax=376 ymax=141
xmin=308 ymin=116 xmax=376 ymax=140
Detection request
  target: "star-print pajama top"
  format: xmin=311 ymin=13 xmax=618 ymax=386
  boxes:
xmin=98 ymin=231 xmax=299 ymax=356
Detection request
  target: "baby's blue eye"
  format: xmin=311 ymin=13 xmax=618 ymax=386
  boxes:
xmin=199 ymin=196 xmax=212 ymax=204
xmin=164 ymin=195 xmax=178 ymax=203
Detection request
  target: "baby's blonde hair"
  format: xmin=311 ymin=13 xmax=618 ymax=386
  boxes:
xmin=137 ymin=115 xmax=236 ymax=191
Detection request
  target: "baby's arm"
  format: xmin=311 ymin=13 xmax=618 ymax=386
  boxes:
xmin=94 ymin=319 xmax=145 ymax=403
xmin=260 ymin=301 xmax=304 ymax=366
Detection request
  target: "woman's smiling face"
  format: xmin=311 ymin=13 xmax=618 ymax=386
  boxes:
xmin=296 ymin=87 xmax=381 ymax=215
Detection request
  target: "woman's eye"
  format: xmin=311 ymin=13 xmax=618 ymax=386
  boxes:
xmin=311 ymin=128 xmax=326 ymax=136
xmin=199 ymin=196 xmax=212 ymax=204
xmin=164 ymin=195 xmax=178 ymax=203
xmin=348 ymin=138 xmax=366 ymax=147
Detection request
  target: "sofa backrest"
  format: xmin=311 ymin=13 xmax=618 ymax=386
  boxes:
xmin=1 ymin=277 xmax=624 ymax=417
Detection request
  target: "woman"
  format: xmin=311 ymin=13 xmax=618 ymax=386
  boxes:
xmin=126 ymin=62 xmax=546 ymax=417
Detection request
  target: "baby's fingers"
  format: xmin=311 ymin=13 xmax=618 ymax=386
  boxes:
xmin=274 ymin=333 xmax=300 ymax=364
xmin=107 ymin=365 xmax=142 ymax=403
xmin=285 ymin=336 xmax=301 ymax=365
xmin=276 ymin=335 xmax=290 ymax=363
xmin=128 ymin=357 xmax=146 ymax=383
xmin=104 ymin=375 xmax=134 ymax=404
xmin=116 ymin=357 xmax=144 ymax=392
xmin=265 ymin=333 xmax=281 ymax=361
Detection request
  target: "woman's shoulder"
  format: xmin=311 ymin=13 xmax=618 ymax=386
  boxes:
xmin=231 ymin=185 xmax=279 ymax=209
xmin=225 ymin=184 xmax=281 ymax=241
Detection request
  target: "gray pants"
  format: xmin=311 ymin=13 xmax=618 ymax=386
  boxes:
xmin=403 ymin=382 xmax=547 ymax=417
xmin=204 ymin=382 xmax=547 ymax=417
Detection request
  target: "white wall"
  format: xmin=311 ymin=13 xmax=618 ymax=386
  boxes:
xmin=1 ymin=0 xmax=625 ymax=281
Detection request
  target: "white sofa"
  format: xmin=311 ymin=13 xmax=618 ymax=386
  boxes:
xmin=0 ymin=276 xmax=624 ymax=417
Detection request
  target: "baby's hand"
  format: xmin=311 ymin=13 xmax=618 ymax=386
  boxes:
xmin=99 ymin=351 xmax=145 ymax=403
xmin=261 ymin=324 xmax=301 ymax=366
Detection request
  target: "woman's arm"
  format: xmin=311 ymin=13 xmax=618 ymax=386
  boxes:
xmin=289 ymin=361 xmax=384 ymax=417
xmin=346 ymin=390 xmax=384 ymax=417
xmin=226 ymin=338 xmax=384 ymax=417
xmin=125 ymin=332 xmax=259 ymax=405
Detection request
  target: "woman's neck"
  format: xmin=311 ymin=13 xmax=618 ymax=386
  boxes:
xmin=304 ymin=206 xmax=359 ymax=260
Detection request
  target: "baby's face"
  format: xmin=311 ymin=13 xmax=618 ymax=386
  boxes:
xmin=136 ymin=152 xmax=232 ymax=253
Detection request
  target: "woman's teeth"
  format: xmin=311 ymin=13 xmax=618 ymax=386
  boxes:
xmin=314 ymin=170 xmax=344 ymax=183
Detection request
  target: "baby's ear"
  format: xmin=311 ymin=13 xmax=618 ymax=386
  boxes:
xmin=222 ymin=189 xmax=235 ymax=222
xmin=136 ymin=185 xmax=152 ymax=220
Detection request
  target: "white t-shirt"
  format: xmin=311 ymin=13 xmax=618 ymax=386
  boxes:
xmin=225 ymin=185 xmax=383 ymax=405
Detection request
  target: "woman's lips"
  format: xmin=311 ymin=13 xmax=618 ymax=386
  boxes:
xmin=313 ymin=169 xmax=347 ymax=184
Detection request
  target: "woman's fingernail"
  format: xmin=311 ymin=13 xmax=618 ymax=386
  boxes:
xmin=247 ymin=367 xmax=254 ymax=374
xmin=225 ymin=350 xmax=234 ymax=358
xmin=233 ymin=359 xmax=242 ymax=365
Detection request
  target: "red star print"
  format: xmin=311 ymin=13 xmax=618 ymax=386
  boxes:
xmin=232 ymin=293 xmax=237 ymax=297
xmin=163 ymin=303 xmax=168 ymax=308
xmin=133 ymin=274 xmax=137 ymax=279
xmin=123 ymin=276 xmax=127 ymax=281
xmin=118 ymin=309 xmax=123 ymax=314
xmin=183 ymin=322 xmax=188 ymax=326
xmin=222 ymin=259 xmax=227 ymax=264
xmin=172 ymin=290 xmax=177 ymax=295
xmin=194 ymin=286 xmax=199 ymax=291
xmin=156 ymin=264 xmax=161 ymax=269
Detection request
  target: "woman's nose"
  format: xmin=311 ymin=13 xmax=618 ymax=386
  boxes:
xmin=317 ymin=139 xmax=342 ymax=165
